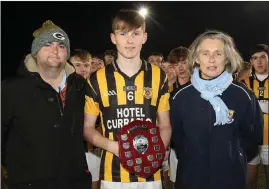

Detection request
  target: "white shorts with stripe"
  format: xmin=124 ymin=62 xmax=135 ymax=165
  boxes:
xmin=85 ymin=152 xmax=101 ymax=181
xmin=169 ymin=148 xmax=178 ymax=183
xmin=100 ymin=180 xmax=162 ymax=189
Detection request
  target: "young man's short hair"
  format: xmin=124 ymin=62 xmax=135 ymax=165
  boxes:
xmin=104 ymin=49 xmax=117 ymax=58
xmin=70 ymin=49 xmax=92 ymax=62
xmin=249 ymin=44 xmax=269 ymax=57
xmin=92 ymin=53 xmax=105 ymax=62
xmin=148 ymin=52 xmax=164 ymax=59
xmin=168 ymin=46 xmax=189 ymax=64
xmin=112 ymin=9 xmax=146 ymax=33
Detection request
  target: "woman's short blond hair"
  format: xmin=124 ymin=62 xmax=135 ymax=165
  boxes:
xmin=188 ymin=30 xmax=243 ymax=74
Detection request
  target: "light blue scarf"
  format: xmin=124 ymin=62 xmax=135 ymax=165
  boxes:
xmin=191 ymin=67 xmax=233 ymax=126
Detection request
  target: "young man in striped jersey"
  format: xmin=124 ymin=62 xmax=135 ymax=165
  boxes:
xmin=243 ymin=44 xmax=269 ymax=189
xmin=83 ymin=9 xmax=171 ymax=189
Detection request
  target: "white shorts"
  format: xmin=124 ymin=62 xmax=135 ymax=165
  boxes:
xmin=169 ymin=148 xmax=178 ymax=183
xmin=85 ymin=152 xmax=101 ymax=181
xmin=248 ymin=145 xmax=268 ymax=165
xmin=100 ymin=180 xmax=162 ymax=189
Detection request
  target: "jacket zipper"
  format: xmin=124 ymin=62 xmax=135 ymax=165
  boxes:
xmin=56 ymin=91 xmax=63 ymax=117
xmin=56 ymin=86 xmax=75 ymax=135
xmin=65 ymin=85 xmax=75 ymax=136
xmin=237 ymin=140 xmax=247 ymax=177
xmin=71 ymin=114 xmax=75 ymax=136
xmin=208 ymin=102 xmax=212 ymax=188
xmin=209 ymin=103 xmax=212 ymax=132
xmin=55 ymin=76 xmax=76 ymax=136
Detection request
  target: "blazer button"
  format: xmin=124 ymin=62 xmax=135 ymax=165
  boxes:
xmin=54 ymin=124 xmax=60 ymax=128
xmin=48 ymin=98 xmax=54 ymax=103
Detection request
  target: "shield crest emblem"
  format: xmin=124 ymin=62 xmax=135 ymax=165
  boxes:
xmin=143 ymin=87 xmax=153 ymax=99
xmin=227 ymin=109 xmax=235 ymax=124
xmin=133 ymin=135 xmax=149 ymax=154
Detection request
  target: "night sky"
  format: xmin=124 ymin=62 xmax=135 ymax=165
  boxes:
xmin=2 ymin=1 xmax=269 ymax=80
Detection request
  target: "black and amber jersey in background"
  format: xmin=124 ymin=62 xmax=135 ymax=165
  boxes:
xmin=243 ymin=74 xmax=268 ymax=145
xmin=85 ymin=60 xmax=170 ymax=182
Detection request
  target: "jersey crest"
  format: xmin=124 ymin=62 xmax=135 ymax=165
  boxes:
xmin=143 ymin=87 xmax=153 ymax=99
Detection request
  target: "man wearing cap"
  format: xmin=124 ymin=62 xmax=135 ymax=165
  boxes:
xmin=2 ymin=20 xmax=91 ymax=189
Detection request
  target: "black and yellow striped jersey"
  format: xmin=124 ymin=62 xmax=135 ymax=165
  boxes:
xmin=85 ymin=60 xmax=170 ymax=182
xmin=243 ymin=74 xmax=268 ymax=145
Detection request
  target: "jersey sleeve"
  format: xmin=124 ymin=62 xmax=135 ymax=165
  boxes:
xmin=157 ymin=74 xmax=170 ymax=112
xmin=85 ymin=78 xmax=100 ymax=116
